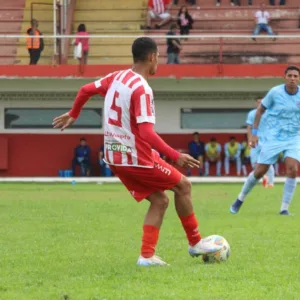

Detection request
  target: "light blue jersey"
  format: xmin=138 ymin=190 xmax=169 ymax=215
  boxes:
xmin=257 ymin=84 xmax=300 ymax=164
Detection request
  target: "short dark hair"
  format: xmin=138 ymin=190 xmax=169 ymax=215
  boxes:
xmin=256 ymin=96 xmax=263 ymax=101
xmin=77 ymin=24 xmax=86 ymax=32
xmin=132 ymin=37 xmax=158 ymax=63
xmin=210 ymin=137 xmax=216 ymax=142
xmin=230 ymin=136 xmax=236 ymax=140
xmin=285 ymin=65 xmax=300 ymax=75
xmin=80 ymin=137 xmax=86 ymax=142
xmin=193 ymin=132 xmax=199 ymax=136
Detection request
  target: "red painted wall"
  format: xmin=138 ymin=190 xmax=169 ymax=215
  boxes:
xmin=0 ymin=133 xmax=251 ymax=177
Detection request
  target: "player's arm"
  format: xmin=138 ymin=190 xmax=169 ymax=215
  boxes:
xmin=224 ymin=144 xmax=230 ymax=157
xmin=204 ymin=144 xmax=209 ymax=158
xmin=53 ymin=73 xmax=115 ymax=131
xmin=247 ymin=125 xmax=252 ymax=145
xmin=251 ymin=105 xmax=266 ymax=147
xmin=235 ymin=144 xmax=242 ymax=158
xmin=216 ymin=144 xmax=221 ymax=159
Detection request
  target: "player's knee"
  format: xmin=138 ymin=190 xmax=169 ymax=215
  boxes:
xmin=177 ymin=176 xmax=192 ymax=195
xmin=157 ymin=195 xmax=169 ymax=210
xmin=286 ymin=164 xmax=298 ymax=177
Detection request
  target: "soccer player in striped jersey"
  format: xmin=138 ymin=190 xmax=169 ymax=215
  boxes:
xmin=53 ymin=37 xmax=221 ymax=266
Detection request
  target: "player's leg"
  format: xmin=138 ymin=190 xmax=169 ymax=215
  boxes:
xmin=236 ymin=156 xmax=241 ymax=176
xmin=216 ymin=158 xmax=222 ymax=176
xmin=137 ymin=191 xmax=170 ymax=266
xmin=172 ymin=176 xmax=222 ymax=256
xmin=266 ymin=165 xmax=275 ymax=187
xmin=157 ymin=13 xmax=172 ymax=28
xmin=230 ymin=163 xmax=269 ymax=214
xmin=224 ymin=155 xmax=230 ymax=175
xmin=280 ymin=156 xmax=298 ymax=215
xmin=204 ymin=159 xmax=210 ymax=176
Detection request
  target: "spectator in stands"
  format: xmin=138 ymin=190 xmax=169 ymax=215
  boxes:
xmin=166 ymin=24 xmax=181 ymax=64
xmin=75 ymin=24 xmax=89 ymax=65
xmin=99 ymin=145 xmax=113 ymax=177
xmin=204 ymin=137 xmax=222 ymax=176
xmin=241 ymin=135 xmax=251 ymax=176
xmin=224 ymin=136 xmax=241 ymax=176
xmin=174 ymin=0 xmax=197 ymax=6
xmin=269 ymin=0 xmax=285 ymax=5
xmin=216 ymin=0 xmax=235 ymax=6
xmin=252 ymin=3 xmax=276 ymax=41
xmin=26 ymin=19 xmax=44 ymax=65
xmin=188 ymin=132 xmax=204 ymax=176
xmin=177 ymin=6 xmax=194 ymax=37
xmin=72 ymin=137 xmax=91 ymax=176
xmin=142 ymin=0 xmax=173 ymax=30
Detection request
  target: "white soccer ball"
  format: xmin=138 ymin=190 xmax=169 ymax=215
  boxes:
xmin=202 ymin=235 xmax=230 ymax=263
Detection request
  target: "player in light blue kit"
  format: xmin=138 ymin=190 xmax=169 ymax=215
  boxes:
xmin=246 ymin=97 xmax=275 ymax=188
xmin=230 ymin=66 xmax=300 ymax=215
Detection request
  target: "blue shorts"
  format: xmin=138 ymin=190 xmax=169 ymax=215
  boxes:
xmin=257 ymin=141 xmax=300 ymax=165
xmin=250 ymin=146 xmax=260 ymax=168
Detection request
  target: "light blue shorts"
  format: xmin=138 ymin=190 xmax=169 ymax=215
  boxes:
xmin=250 ymin=146 xmax=261 ymax=168
xmin=257 ymin=141 xmax=300 ymax=165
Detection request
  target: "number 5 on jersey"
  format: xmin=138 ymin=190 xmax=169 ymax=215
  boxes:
xmin=108 ymin=91 xmax=122 ymax=127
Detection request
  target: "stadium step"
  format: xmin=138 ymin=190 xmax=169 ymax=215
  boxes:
xmin=76 ymin=0 xmax=146 ymax=10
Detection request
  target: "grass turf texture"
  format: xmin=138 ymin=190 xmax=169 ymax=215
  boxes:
xmin=0 ymin=183 xmax=300 ymax=300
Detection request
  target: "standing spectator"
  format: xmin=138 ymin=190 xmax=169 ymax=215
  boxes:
xmin=75 ymin=24 xmax=89 ymax=65
xmin=188 ymin=132 xmax=205 ymax=176
xmin=204 ymin=138 xmax=222 ymax=176
xmin=166 ymin=24 xmax=181 ymax=64
xmin=142 ymin=0 xmax=173 ymax=30
xmin=252 ymin=3 xmax=276 ymax=41
xmin=224 ymin=136 xmax=241 ymax=176
xmin=72 ymin=137 xmax=91 ymax=176
xmin=177 ymin=6 xmax=194 ymax=37
xmin=241 ymin=136 xmax=251 ymax=176
xmin=269 ymin=0 xmax=285 ymax=5
xmin=26 ymin=19 xmax=44 ymax=65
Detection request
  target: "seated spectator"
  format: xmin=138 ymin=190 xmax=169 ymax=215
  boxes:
xmin=188 ymin=132 xmax=204 ymax=176
xmin=72 ymin=137 xmax=91 ymax=176
xmin=252 ymin=3 xmax=276 ymax=42
xmin=241 ymin=137 xmax=251 ymax=176
xmin=166 ymin=24 xmax=181 ymax=64
xmin=177 ymin=6 xmax=194 ymax=37
xmin=204 ymin=137 xmax=222 ymax=176
xmin=269 ymin=0 xmax=285 ymax=5
xmin=142 ymin=0 xmax=173 ymax=30
xmin=75 ymin=23 xmax=89 ymax=65
xmin=216 ymin=0 xmax=235 ymax=6
xmin=224 ymin=136 xmax=241 ymax=176
xmin=99 ymin=145 xmax=113 ymax=177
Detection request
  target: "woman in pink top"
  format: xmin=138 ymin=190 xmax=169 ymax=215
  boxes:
xmin=75 ymin=24 xmax=89 ymax=64
xmin=177 ymin=6 xmax=194 ymax=37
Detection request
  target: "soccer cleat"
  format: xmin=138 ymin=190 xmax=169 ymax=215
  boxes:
xmin=230 ymin=199 xmax=243 ymax=214
xmin=262 ymin=175 xmax=268 ymax=188
xmin=188 ymin=238 xmax=222 ymax=257
xmin=279 ymin=210 xmax=293 ymax=216
xmin=137 ymin=255 xmax=169 ymax=266
xmin=268 ymin=184 xmax=274 ymax=188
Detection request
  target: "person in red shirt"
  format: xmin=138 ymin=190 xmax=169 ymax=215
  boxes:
xmin=142 ymin=0 xmax=173 ymax=29
xmin=75 ymin=24 xmax=89 ymax=65
xmin=53 ymin=37 xmax=221 ymax=266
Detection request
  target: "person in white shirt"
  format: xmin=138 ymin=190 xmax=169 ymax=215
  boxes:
xmin=252 ymin=3 xmax=275 ymax=41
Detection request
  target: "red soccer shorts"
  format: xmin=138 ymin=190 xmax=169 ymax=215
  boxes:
xmin=109 ymin=151 xmax=182 ymax=201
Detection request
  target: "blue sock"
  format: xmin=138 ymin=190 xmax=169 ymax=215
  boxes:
xmin=238 ymin=171 xmax=259 ymax=202
xmin=267 ymin=165 xmax=275 ymax=185
xmin=281 ymin=178 xmax=297 ymax=212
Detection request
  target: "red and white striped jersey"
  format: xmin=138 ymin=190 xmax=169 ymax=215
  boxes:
xmin=95 ymin=69 xmax=156 ymax=168
xmin=148 ymin=0 xmax=171 ymax=14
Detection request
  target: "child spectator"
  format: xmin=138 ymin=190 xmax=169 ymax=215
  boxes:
xmin=75 ymin=24 xmax=89 ymax=64
xmin=177 ymin=6 xmax=194 ymax=37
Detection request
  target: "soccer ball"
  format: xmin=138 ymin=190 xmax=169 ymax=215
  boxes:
xmin=202 ymin=235 xmax=230 ymax=263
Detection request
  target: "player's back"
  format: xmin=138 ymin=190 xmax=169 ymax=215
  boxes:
xmin=103 ymin=69 xmax=156 ymax=168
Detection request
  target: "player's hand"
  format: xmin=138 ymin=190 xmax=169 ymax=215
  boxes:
xmin=176 ymin=153 xmax=201 ymax=168
xmin=52 ymin=112 xmax=75 ymax=131
xmin=250 ymin=135 xmax=258 ymax=148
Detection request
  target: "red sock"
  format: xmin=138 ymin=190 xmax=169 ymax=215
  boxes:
xmin=141 ymin=225 xmax=160 ymax=258
xmin=179 ymin=212 xmax=201 ymax=246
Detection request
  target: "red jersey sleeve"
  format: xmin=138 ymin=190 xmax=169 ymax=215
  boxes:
xmin=131 ymin=85 xmax=155 ymax=124
xmin=69 ymin=72 xmax=116 ymax=119
xmin=148 ymin=0 xmax=153 ymax=9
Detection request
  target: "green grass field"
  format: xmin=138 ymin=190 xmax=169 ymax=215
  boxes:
xmin=1 ymin=183 xmax=300 ymax=300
